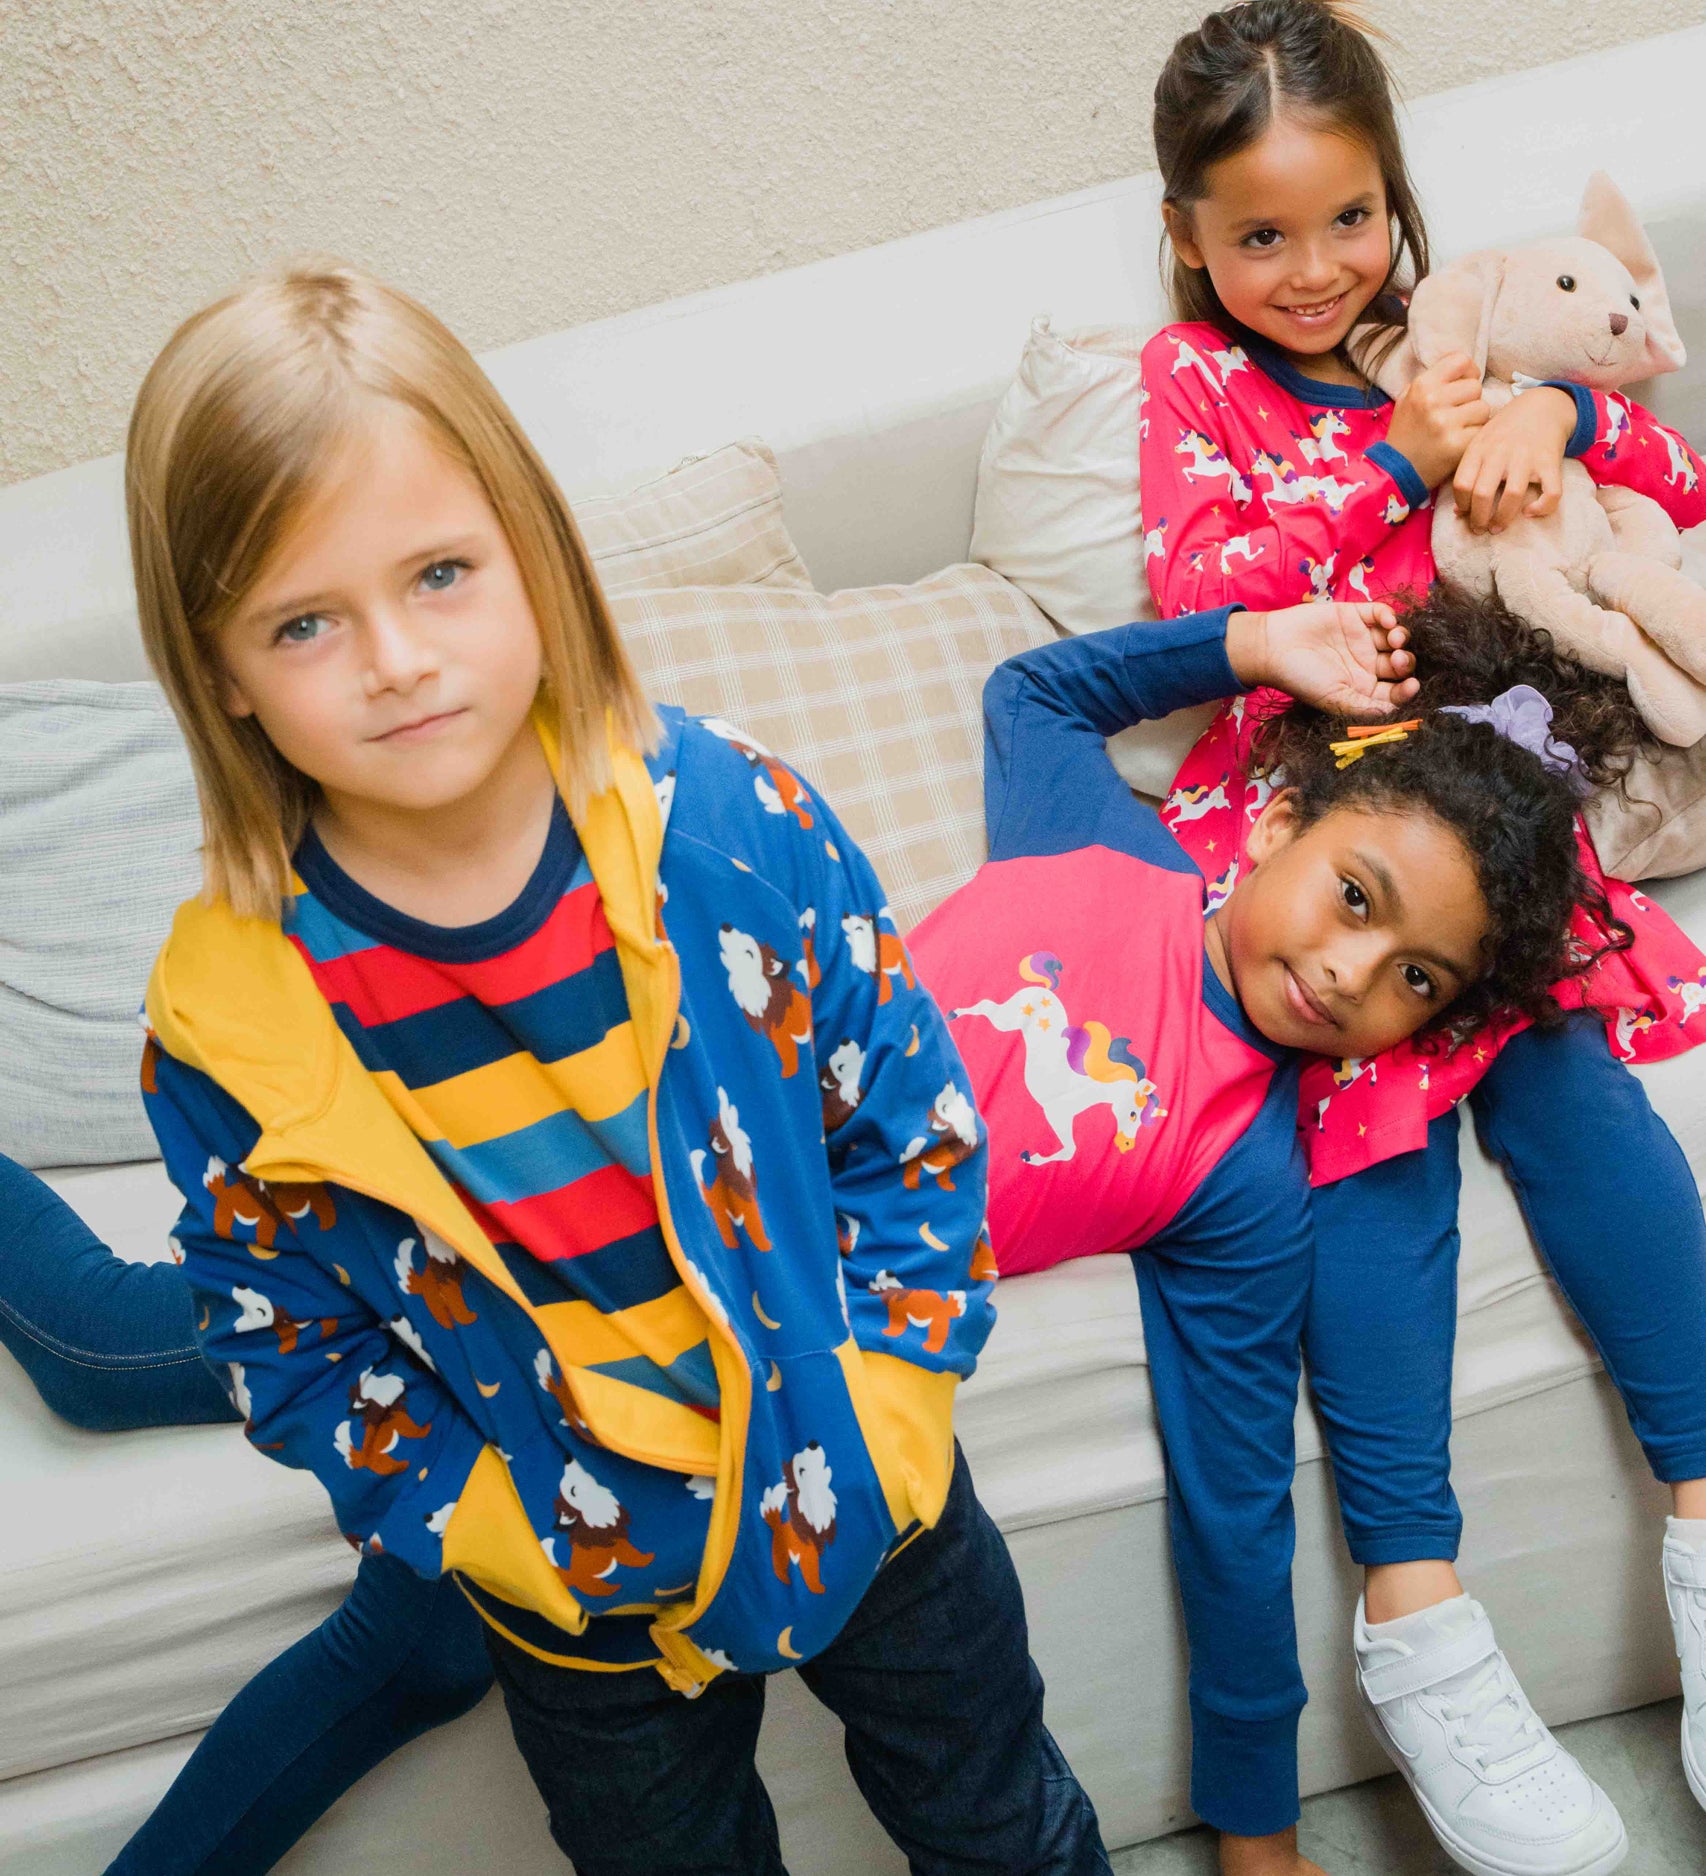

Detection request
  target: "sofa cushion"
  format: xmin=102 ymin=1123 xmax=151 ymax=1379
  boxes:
xmin=0 ymin=682 xmax=200 ymax=1169
xmin=574 ymin=440 xmax=811 ymax=594
xmin=611 ymin=564 xmax=1055 ymax=931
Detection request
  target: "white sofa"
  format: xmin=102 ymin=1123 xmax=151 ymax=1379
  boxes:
xmin=5 ymin=26 xmax=1706 ymax=1873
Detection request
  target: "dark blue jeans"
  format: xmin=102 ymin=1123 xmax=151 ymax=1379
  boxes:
xmin=485 ymin=1449 xmax=1112 ymax=1876
xmin=1308 ymin=1014 xmax=1706 ymax=1565
xmin=0 ymin=1152 xmax=493 ymax=1875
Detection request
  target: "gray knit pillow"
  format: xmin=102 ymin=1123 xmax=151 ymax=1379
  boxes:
xmin=0 ymin=682 xmax=200 ymax=1168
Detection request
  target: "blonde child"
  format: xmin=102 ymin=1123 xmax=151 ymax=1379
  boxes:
xmin=129 ymin=260 xmax=1111 ymax=1875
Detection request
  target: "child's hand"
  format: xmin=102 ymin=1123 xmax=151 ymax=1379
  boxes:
xmin=1384 ymin=352 xmax=1491 ymax=490
xmin=1452 ymin=386 xmax=1577 ymax=534
xmin=1227 ymin=601 xmax=1417 ymax=716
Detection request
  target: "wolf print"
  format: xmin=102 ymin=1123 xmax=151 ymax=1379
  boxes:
xmin=203 ymin=1158 xmax=338 ymax=1250
xmin=1163 ymin=774 xmax=1231 ymax=828
xmin=231 ymin=1283 xmax=335 ymax=1355
xmin=798 ymin=907 xmax=821 ymax=991
xmin=534 ymin=1348 xmax=596 ymax=1441
xmin=868 ymin=1270 xmax=968 ymax=1353
xmin=691 ymin=1087 xmax=772 ymax=1250
xmin=841 ymin=912 xmax=916 ymax=1005
xmin=1670 ymin=969 xmax=1706 ymax=1023
xmin=333 ymin=1368 xmax=433 ymax=1477
xmin=819 ymin=1037 xmax=866 ymax=1133
xmin=700 ymin=717 xmax=815 ymax=829
xmin=899 ymin=1081 xmax=979 ymax=1191
xmin=969 ymin=1223 xmax=999 ymax=1284
xmin=720 ymin=923 xmax=814 ymax=1077
xmin=836 ymin=1211 xmax=861 ymax=1258
xmin=761 ymin=1442 xmax=838 ymax=1594
xmin=541 ymin=1459 xmax=655 ymax=1599
xmin=952 ymin=953 xmax=1165 ymax=1163
xmin=1176 ymin=430 xmax=1253 ymax=504
xmin=393 ymin=1233 xmax=477 ymax=1330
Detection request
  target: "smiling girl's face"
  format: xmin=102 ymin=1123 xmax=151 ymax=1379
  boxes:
xmin=217 ymin=400 xmax=546 ymax=825
xmin=1164 ymin=113 xmax=1393 ymax=371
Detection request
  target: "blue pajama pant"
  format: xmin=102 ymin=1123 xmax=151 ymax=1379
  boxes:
xmin=1308 ymin=1013 xmax=1706 ymax=1567
xmin=0 ymin=1152 xmax=493 ymax=1876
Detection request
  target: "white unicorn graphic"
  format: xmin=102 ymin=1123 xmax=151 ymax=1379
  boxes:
xmin=1163 ymin=775 xmax=1232 ymax=827
xmin=1383 ymin=493 xmax=1411 ymax=526
xmin=1177 ymin=431 xmax=1253 ymax=504
xmin=1615 ymin=1006 xmax=1658 ymax=1058
xmin=1298 ymin=410 xmax=1351 ymax=465
xmin=1300 ymin=553 xmax=1337 ymax=599
xmin=1669 ymin=971 xmax=1706 ymax=1023
xmin=1169 ymin=334 xmax=1224 ymax=388
xmin=1143 ymin=517 xmax=1169 ymax=561
xmin=1218 ymin=534 xmax=1263 ymax=572
xmin=1210 ymin=343 xmax=1250 ymax=384
xmin=1346 ymin=557 xmax=1374 ymax=602
xmin=951 ymin=954 xmax=1165 ymax=1163
xmin=1137 ymin=377 xmax=1151 ymax=439
xmin=1244 ymin=769 xmax=1277 ymax=823
xmin=1663 ymin=429 xmax=1700 ymax=493
xmin=1252 ymin=451 xmax=1356 ymax=512
xmin=1602 ymin=394 xmax=1631 ymax=458
xmin=1205 ymin=859 xmax=1239 ymax=913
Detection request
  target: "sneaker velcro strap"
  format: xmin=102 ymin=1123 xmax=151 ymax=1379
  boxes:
xmin=1665 ymin=1544 xmax=1706 ymax=1590
xmin=1359 ymin=1616 xmax=1499 ymax=1706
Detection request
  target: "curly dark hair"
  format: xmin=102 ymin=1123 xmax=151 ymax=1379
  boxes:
xmin=1249 ymin=583 xmax=1654 ymax=1043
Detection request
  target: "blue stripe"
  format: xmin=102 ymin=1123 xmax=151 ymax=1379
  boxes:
xmin=589 ymin=1340 xmax=720 ymax=1410
xmin=429 ymin=1092 xmax=651 ymax=1203
xmin=495 ymin=1224 xmax=679 ymax=1314
xmin=288 ymin=890 xmax=387 ymax=966
xmin=323 ymin=946 xmax=628 ymax=1087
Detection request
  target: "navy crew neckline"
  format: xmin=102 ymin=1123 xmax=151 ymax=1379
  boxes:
xmin=293 ymin=797 xmax=581 ymax=963
xmin=1243 ymin=335 xmax=1392 ymax=412
xmin=1198 ymin=925 xmax=1290 ymax=1063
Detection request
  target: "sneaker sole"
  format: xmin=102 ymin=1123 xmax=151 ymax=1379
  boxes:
xmin=1684 ymin=1710 xmax=1706 ymax=1815
xmin=1356 ymin=1682 xmax=1629 ymax=1876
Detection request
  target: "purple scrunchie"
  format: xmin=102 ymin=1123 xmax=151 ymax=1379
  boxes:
xmin=1439 ymin=685 xmax=1589 ymax=795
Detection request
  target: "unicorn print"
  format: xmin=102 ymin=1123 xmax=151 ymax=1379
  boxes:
xmin=1300 ymin=554 xmax=1337 ymax=600
xmin=1382 ymin=493 xmax=1411 ymax=526
xmin=1602 ymin=394 xmax=1631 ymax=458
xmin=1164 ymin=775 xmax=1232 ymax=827
xmin=1169 ymin=333 xmax=1225 ymax=388
xmin=1176 ymin=431 xmax=1253 ymax=504
xmin=951 ymin=953 xmax=1165 ymax=1163
xmin=1346 ymin=557 xmax=1374 ymax=602
xmin=1315 ymin=1055 xmax=1378 ymax=1129
xmin=1137 ymin=377 xmax=1151 ymax=439
xmin=1616 ymin=1006 xmax=1658 ymax=1058
xmin=1244 ymin=769 xmax=1277 ymax=823
xmin=1210 ymin=343 xmax=1250 ymax=385
xmin=1205 ymin=859 xmax=1239 ymax=912
xmin=1251 ymin=451 xmax=1356 ymax=512
xmin=1298 ymin=410 xmax=1351 ymax=465
xmin=1143 ymin=518 xmax=1169 ymax=562
xmin=1670 ymin=970 xmax=1706 ymax=1023
xmin=1664 ymin=429 xmax=1700 ymax=493
xmin=1218 ymin=534 xmax=1263 ymax=573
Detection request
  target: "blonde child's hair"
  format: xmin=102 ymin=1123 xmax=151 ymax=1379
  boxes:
xmin=127 ymin=257 xmax=657 ymax=919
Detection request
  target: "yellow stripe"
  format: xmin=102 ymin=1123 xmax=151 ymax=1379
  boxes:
xmin=401 ymin=1024 xmax=647 ymax=1148
xmin=535 ymin=1287 xmax=712 ymax=1370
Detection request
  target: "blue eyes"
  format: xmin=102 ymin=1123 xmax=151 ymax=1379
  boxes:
xmin=269 ymin=561 xmax=468 ymax=645
xmin=420 ymin=559 xmax=463 ymax=592
xmin=276 ymin=614 xmax=326 ymax=645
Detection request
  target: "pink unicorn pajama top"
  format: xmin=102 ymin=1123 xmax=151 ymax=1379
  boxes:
xmin=1140 ymin=320 xmax=1706 ymax=1182
xmin=1139 ymin=319 xmax=1706 ymax=619
xmin=909 ymin=607 xmax=1316 ymax=1832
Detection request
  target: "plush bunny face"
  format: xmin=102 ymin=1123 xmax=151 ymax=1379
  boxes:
xmin=1485 ymin=234 xmax=1662 ymax=389
xmin=1358 ymin=172 xmax=1685 ymax=399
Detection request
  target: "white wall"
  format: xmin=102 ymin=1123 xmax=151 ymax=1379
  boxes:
xmin=4 ymin=0 xmax=1705 ymax=488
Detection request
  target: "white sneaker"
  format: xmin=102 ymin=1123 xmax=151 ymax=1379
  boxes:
xmin=1354 ymin=1595 xmax=1627 ymax=1876
xmin=1662 ymin=1527 xmax=1706 ymax=1812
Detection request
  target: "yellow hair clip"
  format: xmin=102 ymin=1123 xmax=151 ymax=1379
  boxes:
xmin=1329 ymin=719 xmax=1422 ymax=769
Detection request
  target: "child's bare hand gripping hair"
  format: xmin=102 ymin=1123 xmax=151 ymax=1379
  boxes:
xmin=1226 ymin=601 xmax=1418 ymax=717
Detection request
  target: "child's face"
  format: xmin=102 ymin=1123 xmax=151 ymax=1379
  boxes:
xmin=218 ymin=403 xmax=545 ymax=820
xmin=1166 ymin=114 xmax=1392 ymax=361
xmin=1210 ymin=796 xmax=1489 ymax=1058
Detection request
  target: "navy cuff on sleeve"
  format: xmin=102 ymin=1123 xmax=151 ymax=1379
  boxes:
xmin=1366 ymin=440 xmax=1430 ymax=511
xmin=1541 ymin=380 xmax=1599 ymax=458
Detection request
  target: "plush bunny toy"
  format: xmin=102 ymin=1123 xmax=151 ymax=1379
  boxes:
xmin=1360 ymin=173 xmax=1706 ymax=748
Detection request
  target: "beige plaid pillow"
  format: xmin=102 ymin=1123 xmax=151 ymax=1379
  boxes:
xmin=612 ymin=566 xmax=1055 ymax=929
xmin=577 ymin=441 xmax=811 ymax=595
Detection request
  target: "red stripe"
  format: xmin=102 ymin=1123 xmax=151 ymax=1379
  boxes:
xmin=292 ymin=883 xmax=613 ymax=1028
xmin=461 ymin=1162 xmax=658 ymax=1263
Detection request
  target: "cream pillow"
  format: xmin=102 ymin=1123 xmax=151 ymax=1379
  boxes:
xmin=612 ymin=565 xmax=1055 ymax=930
xmin=971 ymin=318 xmax=1212 ymax=800
xmin=576 ymin=440 xmax=811 ymax=594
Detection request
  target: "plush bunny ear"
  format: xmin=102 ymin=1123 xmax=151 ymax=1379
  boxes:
xmin=1577 ymin=170 xmax=1686 ymax=376
xmin=1407 ymin=250 xmax=1503 ymax=376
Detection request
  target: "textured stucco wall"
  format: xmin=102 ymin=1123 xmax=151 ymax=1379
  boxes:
xmin=5 ymin=0 xmax=1706 ymax=488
